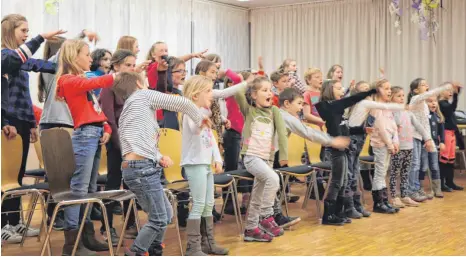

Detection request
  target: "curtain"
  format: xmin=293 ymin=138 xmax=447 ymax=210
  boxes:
xmin=251 ymin=0 xmax=466 ymax=110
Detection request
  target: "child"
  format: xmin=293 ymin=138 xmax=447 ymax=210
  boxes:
xmin=113 ymin=72 xmax=208 ymax=256
xmin=438 ymin=83 xmax=464 ymax=191
xmin=181 ymin=75 xmax=246 ymax=255
xmin=326 ymin=64 xmax=343 ymax=82
xmin=87 ymin=48 xmax=112 ymax=96
xmin=407 ymin=79 xmax=455 ymax=201
xmin=278 ymin=58 xmax=307 ymax=94
xmin=315 ymin=80 xmax=376 ymax=225
xmin=270 ymin=70 xmax=290 ymax=107
xmin=116 ymin=35 xmax=140 ymax=56
xmin=390 ymin=86 xmax=433 ymax=208
xmin=234 ymin=76 xmax=288 ymax=242
xmin=55 ymin=39 xmax=118 ymax=255
xmin=346 ymin=81 xmax=405 ymax=217
xmin=271 ymin=88 xmax=350 ymax=228
xmin=302 ymin=68 xmax=325 ymax=126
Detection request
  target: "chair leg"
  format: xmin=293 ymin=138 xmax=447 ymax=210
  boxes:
xmin=220 ymin=188 xmax=231 ymax=219
xmin=278 ymin=173 xmax=289 ymax=217
xmin=20 ymin=192 xmax=39 ymax=246
xmin=37 ymin=193 xmax=51 ymax=256
xmin=72 ymin=203 xmax=92 ymax=256
xmin=312 ymin=171 xmax=322 ymax=220
xmin=97 ymin=200 xmax=114 ymax=256
xmin=229 ymin=182 xmax=242 ymax=236
xmin=132 ymin=200 xmax=141 ymax=233
xmin=357 ymin=172 xmax=366 ymax=205
xmin=40 ymin=202 xmax=62 ymax=256
xmin=427 ymin=168 xmax=434 ymax=195
xmin=169 ymin=192 xmax=183 ymax=256
xmin=302 ymin=171 xmax=314 ymax=209
xmin=116 ymin=198 xmax=135 ymax=255
xmin=37 ymin=193 xmax=51 ymax=242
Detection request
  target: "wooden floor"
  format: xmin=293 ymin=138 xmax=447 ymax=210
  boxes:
xmin=2 ymin=173 xmax=466 ymax=256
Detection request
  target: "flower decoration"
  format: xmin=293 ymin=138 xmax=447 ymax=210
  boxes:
xmin=45 ymin=0 xmax=62 ymax=15
xmin=411 ymin=0 xmax=442 ymax=42
xmin=389 ymin=0 xmax=403 ymax=35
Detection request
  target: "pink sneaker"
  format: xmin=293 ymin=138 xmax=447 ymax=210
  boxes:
xmin=259 ymin=216 xmax=284 ymax=237
xmin=243 ymin=227 xmax=273 ymax=242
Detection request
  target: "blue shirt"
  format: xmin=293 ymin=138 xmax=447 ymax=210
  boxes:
xmin=85 ymin=70 xmax=106 ymax=96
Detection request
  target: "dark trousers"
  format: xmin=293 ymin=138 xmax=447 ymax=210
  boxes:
xmin=101 ymin=141 xmax=134 ymax=230
xmin=345 ymin=134 xmax=366 ymax=198
xmin=8 ymin=117 xmax=32 ymax=186
xmin=325 ymin=148 xmax=348 ymax=201
xmin=1 ymin=192 xmax=21 ymax=227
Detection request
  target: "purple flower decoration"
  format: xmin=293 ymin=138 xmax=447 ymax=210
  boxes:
xmin=412 ymin=0 xmax=422 ymax=10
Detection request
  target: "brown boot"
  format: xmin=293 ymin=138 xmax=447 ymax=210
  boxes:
xmin=81 ymin=221 xmax=109 ymax=251
xmin=62 ymin=229 xmax=97 ymax=256
xmin=200 ymin=217 xmax=229 ymax=255
xmin=432 ymin=179 xmax=444 ymax=198
xmin=185 ymin=219 xmax=207 ymax=256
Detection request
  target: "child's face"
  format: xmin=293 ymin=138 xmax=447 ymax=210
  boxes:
xmin=332 ymin=67 xmax=343 ymax=82
xmin=391 ymin=90 xmax=404 ymax=104
xmin=132 ymin=40 xmax=140 ymax=55
xmin=252 ymin=81 xmax=273 ymax=108
xmin=284 ymin=97 xmax=304 ymax=117
xmin=114 ymin=56 xmax=136 ymax=73
xmin=76 ymin=45 xmax=92 ymax=71
xmin=415 ymin=80 xmax=429 ymax=94
xmin=153 ymin=43 xmax=168 ymax=60
xmin=426 ymin=96 xmax=438 ymax=112
xmin=440 ymin=89 xmax=453 ymax=100
xmin=378 ymin=82 xmax=392 ymax=102
xmin=308 ymin=72 xmax=323 ymax=89
xmin=172 ymin=63 xmax=186 ymax=86
xmin=332 ymin=82 xmax=345 ymax=100
xmin=195 ymin=85 xmax=213 ymax=109
xmin=288 ymin=61 xmax=297 ymax=72
xmin=99 ymin=52 xmax=112 ymax=73
xmin=201 ymin=65 xmax=218 ymax=81
xmin=15 ymin=21 xmax=29 ymax=45
xmin=274 ymin=75 xmax=290 ymax=92
xmin=357 ymin=83 xmax=370 ymax=92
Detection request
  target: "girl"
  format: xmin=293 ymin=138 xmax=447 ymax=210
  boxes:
xmin=113 ymin=72 xmax=208 ymax=256
xmin=302 ymin=68 xmax=325 ymax=126
xmin=315 ymin=80 xmax=376 ymax=225
xmin=181 ymin=75 xmax=246 ymax=255
xmin=407 ymin=79 xmax=456 ymax=201
xmin=326 ymin=64 xmax=343 ymax=82
xmin=279 ymin=58 xmax=307 ymax=95
xmin=116 ymin=35 xmax=140 ymax=55
xmin=55 ymin=39 xmax=117 ymax=256
xmin=87 ymin=48 xmax=112 ymax=97
xmin=234 ymin=76 xmax=288 ymax=241
xmin=390 ymin=87 xmax=432 ymax=208
xmin=98 ymin=50 xmax=141 ymax=246
xmin=438 ymin=84 xmax=464 ymax=191
xmin=346 ymin=81 xmax=405 ymax=217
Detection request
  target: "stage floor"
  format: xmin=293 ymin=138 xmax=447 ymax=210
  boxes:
xmin=2 ymin=173 xmax=466 ymax=256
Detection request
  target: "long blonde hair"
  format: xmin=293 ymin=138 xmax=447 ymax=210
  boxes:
xmin=146 ymin=41 xmax=165 ymax=61
xmin=370 ymin=79 xmax=389 ymax=102
xmin=430 ymin=96 xmax=445 ymax=123
xmin=183 ymin=75 xmax=214 ymax=101
xmin=1 ymin=14 xmax=27 ymax=49
xmin=116 ymin=36 xmax=137 ymax=53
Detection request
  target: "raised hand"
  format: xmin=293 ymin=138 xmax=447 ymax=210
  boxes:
xmin=330 ymin=136 xmax=350 ymax=150
xmin=40 ymin=29 xmax=67 ymax=40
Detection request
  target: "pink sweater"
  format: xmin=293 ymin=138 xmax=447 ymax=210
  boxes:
xmin=370 ymin=109 xmax=399 ymax=151
xmin=225 ymin=70 xmax=244 ymax=134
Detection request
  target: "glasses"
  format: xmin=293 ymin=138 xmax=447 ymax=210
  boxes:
xmin=172 ymin=69 xmax=188 ymax=74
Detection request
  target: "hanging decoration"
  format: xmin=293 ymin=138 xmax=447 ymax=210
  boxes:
xmin=45 ymin=0 xmax=62 ymax=15
xmin=389 ymin=0 xmax=403 ymax=35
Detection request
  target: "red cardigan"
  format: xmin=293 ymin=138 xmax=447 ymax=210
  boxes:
xmin=56 ymin=74 xmax=114 ymax=134
xmin=225 ymin=70 xmax=244 ymax=134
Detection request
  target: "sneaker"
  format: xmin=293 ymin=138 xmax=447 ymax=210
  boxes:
xmin=287 ymin=194 xmax=300 ymax=203
xmin=410 ymin=192 xmax=427 ymax=202
xmin=124 ymin=225 xmax=138 ymax=239
xmin=124 ymin=247 xmax=149 ymax=256
xmin=101 ymin=227 xmax=120 ymax=247
xmin=418 ymin=189 xmax=433 ymax=200
xmin=1 ymin=225 xmax=22 ymax=244
xmin=12 ymin=223 xmax=39 ymax=237
xmin=243 ymin=227 xmax=273 ymax=242
xmin=273 ymin=213 xmax=301 ymax=229
xmin=391 ymin=197 xmax=405 ymax=208
xmin=401 ymin=197 xmax=420 ymax=207
xmin=259 ymin=216 xmax=284 ymax=237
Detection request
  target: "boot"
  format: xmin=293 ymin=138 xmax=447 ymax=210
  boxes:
xmin=382 ymin=188 xmax=399 ymax=213
xmin=372 ymin=190 xmax=395 ymax=214
xmin=440 ymin=163 xmax=453 ymax=192
xmin=336 ymin=196 xmax=351 ymax=223
xmin=322 ymin=200 xmax=344 ymax=226
xmin=91 ymin=205 xmax=103 ymax=221
xmin=353 ymin=194 xmax=371 ymax=217
xmin=419 ymin=184 xmax=434 ymax=200
xmin=200 ymin=217 xmax=228 ymax=255
xmin=185 ymin=219 xmax=207 ymax=256
xmin=82 ymin=221 xmax=109 ymax=251
xmin=445 ymin=164 xmax=464 ymax=190
xmin=62 ymin=229 xmax=97 ymax=256
xmin=431 ymin=179 xmax=444 ymax=198
xmin=344 ymin=196 xmax=362 ymax=219
xmin=148 ymin=241 xmax=164 ymax=256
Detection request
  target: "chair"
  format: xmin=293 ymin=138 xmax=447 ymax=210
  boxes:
xmin=39 ymin=128 xmax=137 ymax=256
xmin=23 ymin=140 xmax=47 ymax=184
xmin=358 ymin=136 xmax=374 ymax=202
xmin=96 ymin=144 xmax=108 ymax=189
xmin=1 ymin=132 xmax=50 ymax=250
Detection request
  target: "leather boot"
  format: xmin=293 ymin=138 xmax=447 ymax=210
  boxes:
xmin=372 ymin=190 xmax=395 ymax=214
xmin=322 ymin=200 xmax=345 ymax=226
xmin=185 ymin=219 xmax=207 ymax=256
xmin=439 ymin=162 xmax=453 ymax=192
xmin=432 ymin=179 xmax=444 ymax=198
xmin=344 ymin=196 xmax=362 ymax=219
xmin=62 ymin=229 xmax=97 ymax=256
xmin=336 ymin=196 xmax=351 ymax=223
xmin=200 ymin=217 xmax=228 ymax=255
xmin=353 ymin=194 xmax=371 ymax=217
xmin=148 ymin=241 xmax=164 ymax=256
xmin=445 ymin=163 xmax=464 ymax=190
xmin=382 ymin=188 xmax=399 ymax=213
xmin=82 ymin=221 xmax=109 ymax=251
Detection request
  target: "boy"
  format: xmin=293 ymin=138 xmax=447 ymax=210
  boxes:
xmin=270 ymin=71 xmax=290 ymax=107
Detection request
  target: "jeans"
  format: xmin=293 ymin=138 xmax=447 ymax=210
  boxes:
xmin=419 ymin=150 xmax=441 ymax=181
xmin=243 ymin=155 xmax=279 ymax=230
xmin=184 ymin=164 xmax=215 ymax=219
xmin=325 ymin=148 xmax=348 ymax=201
xmin=64 ymin=125 xmax=102 ymax=231
xmin=345 ymin=134 xmax=365 ymax=198
xmin=409 ymin=139 xmax=425 ymax=194
xmin=372 ymin=146 xmax=391 ymax=191
xmin=122 ymin=159 xmax=172 ymax=254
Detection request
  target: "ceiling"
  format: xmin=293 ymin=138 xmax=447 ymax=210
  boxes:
xmin=211 ymin=0 xmax=333 ymax=9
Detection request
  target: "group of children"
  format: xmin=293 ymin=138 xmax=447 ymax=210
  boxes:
xmin=1 ymin=13 xmax=465 ymax=256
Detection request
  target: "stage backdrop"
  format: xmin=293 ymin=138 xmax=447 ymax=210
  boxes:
xmin=250 ymin=0 xmax=466 ymax=110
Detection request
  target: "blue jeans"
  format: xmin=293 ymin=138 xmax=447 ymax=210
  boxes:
xmin=122 ymin=159 xmax=172 ymax=254
xmin=184 ymin=164 xmax=214 ymax=220
xmin=409 ymin=138 xmax=427 ymax=194
xmin=64 ymin=125 xmax=102 ymax=230
xmin=419 ymin=149 xmax=441 ymax=181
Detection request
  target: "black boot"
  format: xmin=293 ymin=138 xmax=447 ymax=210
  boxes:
xmin=344 ymin=196 xmax=362 ymax=219
xmin=336 ymin=196 xmax=351 ymax=223
xmin=372 ymin=190 xmax=395 ymax=214
xmin=91 ymin=204 xmax=103 ymax=221
xmin=82 ymin=221 xmax=109 ymax=251
xmin=212 ymin=208 xmax=221 ymax=223
xmin=148 ymin=241 xmax=164 ymax=256
xmin=353 ymin=194 xmax=371 ymax=217
xmin=445 ymin=163 xmax=464 ymax=190
xmin=62 ymin=229 xmax=97 ymax=256
xmin=440 ymin=162 xmax=453 ymax=192
xmin=322 ymin=200 xmax=345 ymax=226
xmin=382 ymin=188 xmax=399 ymax=213
xmin=177 ymin=192 xmax=190 ymax=229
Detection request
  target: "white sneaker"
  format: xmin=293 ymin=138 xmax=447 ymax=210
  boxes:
xmin=12 ymin=223 xmax=40 ymax=237
xmin=1 ymin=225 xmax=22 ymax=244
